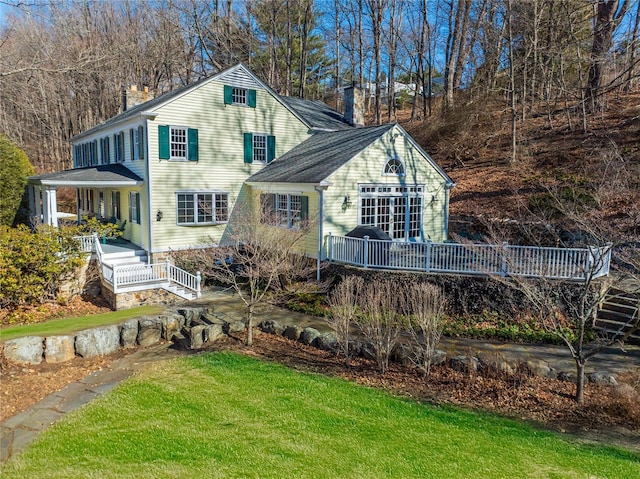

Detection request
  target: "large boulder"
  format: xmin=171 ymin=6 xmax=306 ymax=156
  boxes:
xmin=315 ymin=332 xmax=338 ymax=352
xmin=588 ymin=372 xmax=618 ymax=386
xmin=75 ymin=326 xmax=119 ymax=358
xmin=3 ymin=336 xmax=43 ymax=364
xmin=259 ymin=320 xmax=285 ymax=336
xmin=391 ymin=343 xmax=413 ymax=367
xmin=223 ymin=320 xmax=245 ymax=335
xmin=160 ymin=314 xmax=184 ymax=339
xmin=450 ymin=355 xmax=480 ymax=373
xmin=189 ymin=325 xmax=207 ymax=349
xmin=120 ymin=319 xmax=139 ymax=348
xmin=282 ymin=325 xmax=304 ymax=342
xmin=44 ymin=335 xmax=75 ymax=363
xmin=137 ymin=317 xmax=164 ymax=347
xmin=177 ymin=307 xmax=208 ymax=327
xmin=524 ymin=359 xmax=553 ymax=378
xmin=204 ymin=324 xmax=225 ymax=343
xmin=300 ymin=327 xmax=321 ymax=346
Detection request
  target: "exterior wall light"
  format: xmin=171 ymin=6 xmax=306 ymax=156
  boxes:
xmin=156 ymin=210 xmax=163 ymax=221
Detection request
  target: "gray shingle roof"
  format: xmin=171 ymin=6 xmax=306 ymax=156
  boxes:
xmin=247 ymin=124 xmax=395 ymax=184
xmin=29 ymin=164 xmax=143 ymax=185
xmin=279 ymin=97 xmax=352 ymax=131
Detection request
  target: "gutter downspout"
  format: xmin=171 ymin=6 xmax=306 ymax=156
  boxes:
xmin=314 ymin=183 xmax=329 ymax=282
xmin=444 ymin=183 xmax=454 ymax=240
xmin=145 ymin=118 xmax=153 ymax=262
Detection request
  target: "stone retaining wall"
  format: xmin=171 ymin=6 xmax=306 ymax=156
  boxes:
xmin=1 ymin=306 xmax=242 ymax=366
xmin=256 ymin=319 xmax=620 ymax=386
xmin=100 ymin=281 xmax=182 ymax=310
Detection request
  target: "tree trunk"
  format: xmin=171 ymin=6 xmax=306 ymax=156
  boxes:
xmin=246 ymin=304 xmax=254 ymax=346
xmin=586 ymin=0 xmax=630 ymax=112
xmin=575 ymin=359 xmax=586 ymax=404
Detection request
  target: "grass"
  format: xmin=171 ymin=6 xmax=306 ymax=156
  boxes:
xmin=1 ymin=352 xmax=638 ymax=478
xmin=0 ymin=305 xmax=163 ymax=341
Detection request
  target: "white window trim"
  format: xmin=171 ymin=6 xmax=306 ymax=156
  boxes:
xmin=275 ymin=193 xmax=303 ymax=229
xmin=175 ymin=191 xmax=229 ymax=226
xmin=382 ymin=158 xmax=406 ymax=176
xmin=253 ymin=133 xmax=268 ymax=164
xmin=169 ymin=125 xmax=189 ymax=161
xmin=232 ymin=87 xmax=248 ymax=106
xmin=358 ymin=183 xmax=424 ymax=240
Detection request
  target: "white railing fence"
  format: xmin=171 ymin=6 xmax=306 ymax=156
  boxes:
xmin=327 ymin=234 xmax=611 ymax=281
xmin=104 ymin=259 xmax=201 ymax=297
xmin=73 ymin=235 xmax=95 ymax=253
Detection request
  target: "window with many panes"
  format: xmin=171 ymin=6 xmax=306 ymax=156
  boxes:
xmin=359 ymin=184 xmax=423 ymax=240
xmin=275 ymin=194 xmax=303 ymax=228
xmin=170 ymin=127 xmax=187 ymax=160
xmin=176 ymin=192 xmax=228 ymax=225
xmin=253 ymin=134 xmax=267 ymax=163
xmin=232 ymin=87 xmax=247 ymax=105
xmin=111 ymin=191 xmax=121 ymax=220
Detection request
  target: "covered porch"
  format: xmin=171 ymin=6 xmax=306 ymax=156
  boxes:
xmin=27 ymin=164 xmax=144 ymax=227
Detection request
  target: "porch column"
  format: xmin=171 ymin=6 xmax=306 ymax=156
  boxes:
xmin=76 ymin=189 xmax=82 ymax=224
xmin=42 ymin=186 xmax=58 ymax=227
xmin=28 ymin=185 xmax=36 ymax=224
xmin=34 ymin=186 xmax=42 ymax=225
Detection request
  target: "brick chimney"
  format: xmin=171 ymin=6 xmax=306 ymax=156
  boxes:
xmin=343 ymin=85 xmax=364 ymax=127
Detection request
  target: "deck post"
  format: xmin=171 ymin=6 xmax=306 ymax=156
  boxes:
xmin=363 ymin=235 xmax=369 ymax=268
xmin=165 ymin=258 xmax=171 ymax=281
xmin=328 ymin=232 xmax=333 ymax=262
xmin=196 ymin=271 xmax=202 ymax=298
xmin=501 ymin=242 xmax=508 ymax=277
xmin=425 ymin=240 xmax=432 ymax=272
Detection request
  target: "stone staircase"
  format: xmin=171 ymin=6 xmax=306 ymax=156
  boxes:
xmin=595 ymin=287 xmax=639 ymax=344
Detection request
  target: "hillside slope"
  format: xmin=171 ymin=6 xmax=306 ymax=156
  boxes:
xmin=401 ymin=91 xmax=640 ymax=243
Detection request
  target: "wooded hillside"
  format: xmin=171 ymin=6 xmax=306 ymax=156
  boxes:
xmin=1 ymin=0 xmax=638 ymax=236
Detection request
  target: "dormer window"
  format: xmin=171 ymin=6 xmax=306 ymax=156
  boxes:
xmin=384 ymin=158 xmax=405 ymax=176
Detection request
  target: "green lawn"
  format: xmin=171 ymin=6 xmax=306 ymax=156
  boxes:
xmin=0 ymin=305 xmax=163 ymax=341
xmin=1 ymin=352 xmax=638 ymax=478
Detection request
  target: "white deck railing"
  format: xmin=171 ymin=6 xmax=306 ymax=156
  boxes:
xmin=327 ymin=234 xmax=611 ymax=281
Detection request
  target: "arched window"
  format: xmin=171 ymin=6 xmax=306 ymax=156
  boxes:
xmin=384 ymin=158 xmax=405 ymax=175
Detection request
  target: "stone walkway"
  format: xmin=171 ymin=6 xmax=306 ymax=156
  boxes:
xmin=2 ymin=288 xmax=639 ymax=463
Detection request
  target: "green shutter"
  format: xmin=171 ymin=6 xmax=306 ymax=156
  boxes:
xmin=158 ymin=125 xmax=170 ymax=159
xmin=248 ymin=89 xmax=257 ymax=108
xmin=300 ymin=195 xmax=309 ymax=222
xmin=138 ymin=125 xmax=145 ymax=160
xmin=188 ymin=128 xmax=199 ymax=161
xmin=135 ymin=193 xmax=141 ymax=224
xmin=267 ymin=135 xmax=276 ymax=163
xmin=224 ymin=85 xmax=233 ymax=105
xmin=244 ymin=133 xmax=253 ymax=163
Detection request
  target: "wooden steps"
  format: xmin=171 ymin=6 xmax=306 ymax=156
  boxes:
xmin=595 ymin=287 xmax=639 ymax=345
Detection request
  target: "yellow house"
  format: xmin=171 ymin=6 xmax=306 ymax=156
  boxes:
xmin=28 ymin=63 xmax=454 ymax=266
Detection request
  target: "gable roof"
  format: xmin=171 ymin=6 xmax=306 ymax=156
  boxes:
xmin=71 ymin=63 xmax=312 ymax=142
xmin=29 ymin=164 xmax=143 ymax=187
xmin=247 ymin=124 xmax=395 ymax=184
xmin=278 ymin=97 xmax=352 ymax=131
xmin=247 ymin=123 xmax=455 ymax=186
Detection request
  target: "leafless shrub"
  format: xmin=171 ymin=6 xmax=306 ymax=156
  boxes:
xmin=326 ymin=276 xmax=364 ymax=368
xmin=355 ymin=279 xmax=406 ymax=374
xmin=401 ymin=283 xmax=446 ymax=378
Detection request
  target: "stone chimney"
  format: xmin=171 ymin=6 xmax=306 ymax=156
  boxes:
xmin=122 ymin=85 xmax=153 ymax=112
xmin=343 ymin=85 xmax=364 ymax=127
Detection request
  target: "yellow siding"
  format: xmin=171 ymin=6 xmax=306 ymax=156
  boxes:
xmin=324 ymin=125 xmax=449 ymax=243
xmin=148 ymin=81 xmax=310 ymax=253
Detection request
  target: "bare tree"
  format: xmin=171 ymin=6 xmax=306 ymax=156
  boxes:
xmin=402 ymin=283 xmax=446 ymax=378
xmin=198 ymin=197 xmax=314 ymax=346
xmin=326 ymin=275 xmax=364 ymax=367
xmin=483 ymin=183 xmax=640 ymax=403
